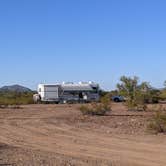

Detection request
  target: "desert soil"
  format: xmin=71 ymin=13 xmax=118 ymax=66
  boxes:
xmin=0 ymin=103 xmax=166 ymax=166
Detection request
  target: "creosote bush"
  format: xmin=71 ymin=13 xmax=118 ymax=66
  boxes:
xmin=160 ymin=89 xmax=166 ymax=101
xmin=148 ymin=110 xmax=166 ymax=134
xmin=0 ymin=91 xmax=34 ymax=107
xmin=79 ymin=95 xmax=111 ymax=116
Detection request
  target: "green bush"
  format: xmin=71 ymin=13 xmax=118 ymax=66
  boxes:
xmin=160 ymin=89 xmax=166 ymax=101
xmin=150 ymin=104 xmax=166 ymax=112
xmin=148 ymin=111 xmax=166 ymax=134
xmin=0 ymin=91 xmax=34 ymax=106
xmin=80 ymin=94 xmax=111 ymax=116
xmin=79 ymin=104 xmax=110 ymax=116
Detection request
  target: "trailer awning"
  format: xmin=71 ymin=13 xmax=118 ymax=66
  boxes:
xmin=61 ymin=85 xmax=93 ymax=91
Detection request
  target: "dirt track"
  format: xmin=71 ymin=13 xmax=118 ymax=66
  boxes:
xmin=0 ymin=104 xmax=166 ymax=166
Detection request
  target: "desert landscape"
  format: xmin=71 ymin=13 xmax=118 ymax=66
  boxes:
xmin=0 ymin=103 xmax=166 ymax=166
xmin=1 ymin=0 xmax=166 ymax=166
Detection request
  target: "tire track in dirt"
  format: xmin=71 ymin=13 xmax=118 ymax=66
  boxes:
xmin=0 ymin=120 xmax=166 ymax=166
xmin=0 ymin=104 xmax=166 ymax=166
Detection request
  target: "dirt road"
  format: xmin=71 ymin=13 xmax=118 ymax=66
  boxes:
xmin=0 ymin=104 xmax=165 ymax=166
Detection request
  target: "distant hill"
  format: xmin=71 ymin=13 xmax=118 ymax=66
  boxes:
xmin=0 ymin=85 xmax=32 ymax=93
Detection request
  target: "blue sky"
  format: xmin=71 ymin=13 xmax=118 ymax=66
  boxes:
xmin=0 ymin=0 xmax=166 ymax=90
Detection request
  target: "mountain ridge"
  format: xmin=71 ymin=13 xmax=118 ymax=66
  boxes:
xmin=0 ymin=84 xmax=32 ymax=92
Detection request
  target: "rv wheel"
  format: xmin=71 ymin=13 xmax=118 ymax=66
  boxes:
xmin=114 ymin=98 xmax=120 ymax=102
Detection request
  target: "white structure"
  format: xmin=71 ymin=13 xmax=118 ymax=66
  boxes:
xmin=33 ymin=82 xmax=100 ymax=103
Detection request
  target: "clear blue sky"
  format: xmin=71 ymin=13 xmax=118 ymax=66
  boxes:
xmin=0 ymin=0 xmax=165 ymax=90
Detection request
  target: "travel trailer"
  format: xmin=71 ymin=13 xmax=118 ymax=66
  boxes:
xmin=33 ymin=82 xmax=100 ymax=103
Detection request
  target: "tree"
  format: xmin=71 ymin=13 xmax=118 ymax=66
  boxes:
xmin=117 ymin=76 xmax=151 ymax=111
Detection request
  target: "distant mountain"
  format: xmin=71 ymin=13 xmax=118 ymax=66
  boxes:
xmin=0 ymin=85 xmax=32 ymax=93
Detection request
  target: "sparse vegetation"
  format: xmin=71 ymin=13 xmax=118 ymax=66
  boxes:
xmin=160 ymin=89 xmax=166 ymax=101
xmin=148 ymin=110 xmax=166 ymax=134
xmin=109 ymin=90 xmax=119 ymax=97
xmin=0 ymin=91 xmax=34 ymax=107
xmin=117 ymin=76 xmax=160 ymax=111
xmin=99 ymin=90 xmax=110 ymax=98
xmin=80 ymin=94 xmax=111 ymax=116
xmin=2 ymin=104 xmax=166 ymax=165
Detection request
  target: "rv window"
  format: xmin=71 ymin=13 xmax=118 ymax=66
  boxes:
xmin=39 ymin=88 xmax=41 ymax=92
xmin=92 ymin=87 xmax=98 ymax=93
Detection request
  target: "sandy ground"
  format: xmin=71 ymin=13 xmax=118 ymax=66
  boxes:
xmin=0 ymin=103 xmax=166 ymax=166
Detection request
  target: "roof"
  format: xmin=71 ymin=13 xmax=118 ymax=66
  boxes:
xmin=61 ymin=84 xmax=93 ymax=91
xmin=38 ymin=82 xmax=99 ymax=92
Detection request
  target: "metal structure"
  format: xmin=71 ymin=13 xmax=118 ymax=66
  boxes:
xmin=33 ymin=82 xmax=100 ymax=103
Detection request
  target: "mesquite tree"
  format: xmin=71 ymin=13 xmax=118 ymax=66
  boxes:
xmin=117 ymin=76 xmax=151 ymax=111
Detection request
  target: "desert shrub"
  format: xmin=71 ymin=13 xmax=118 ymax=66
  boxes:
xmin=149 ymin=104 xmax=166 ymax=112
xmin=144 ymin=89 xmax=161 ymax=104
xmin=117 ymin=76 xmax=153 ymax=111
xmin=80 ymin=103 xmax=111 ymax=116
xmin=148 ymin=104 xmax=166 ymax=133
xmin=80 ymin=94 xmax=111 ymax=116
xmin=100 ymin=93 xmax=111 ymax=109
xmin=160 ymin=89 xmax=166 ymax=101
xmin=99 ymin=90 xmax=110 ymax=98
xmin=109 ymin=90 xmax=119 ymax=97
xmin=0 ymin=91 xmax=34 ymax=106
xmin=148 ymin=111 xmax=166 ymax=134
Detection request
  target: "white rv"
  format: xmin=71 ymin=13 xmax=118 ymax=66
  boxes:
xmin=33 ymin=82 xmax=100 ymax=103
